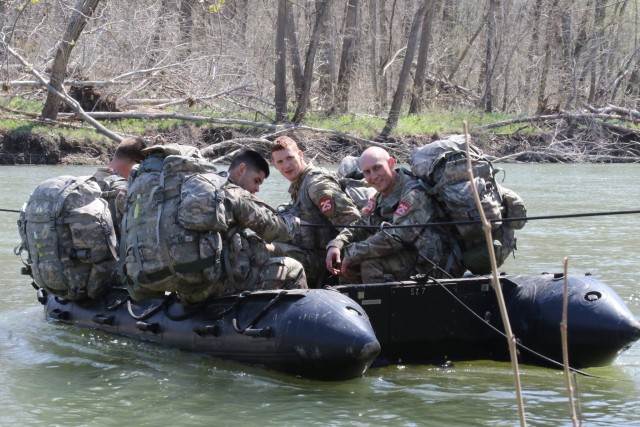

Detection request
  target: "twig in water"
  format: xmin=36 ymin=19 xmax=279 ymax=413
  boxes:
xmin=463 ymin=121 xmax=527 ymax=426
xmin=561 ymin=258 xmax=581 ymax=427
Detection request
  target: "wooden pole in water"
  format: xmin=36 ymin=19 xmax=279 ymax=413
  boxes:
xmin=462 ymin=121 xmax=526 ymax=426
xmin=561 ymin=258 xmax=581 ymax=426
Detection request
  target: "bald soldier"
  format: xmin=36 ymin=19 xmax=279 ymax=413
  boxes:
xmin=271 ymin=136 xmax=361 ymax=287
xmin=325 ymin=147 xmax=463 ymax=283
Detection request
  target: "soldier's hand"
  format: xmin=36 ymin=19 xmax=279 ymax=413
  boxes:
xmin=326 ymin=246 xmax=341 ymax=275
xmin=341 ymin=259 xmax=355 ymax=281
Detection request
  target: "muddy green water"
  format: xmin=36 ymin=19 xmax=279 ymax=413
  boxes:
xmin=0 ymin=164 xmax=638 ymax=426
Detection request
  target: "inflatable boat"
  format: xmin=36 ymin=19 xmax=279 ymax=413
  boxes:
xmin=337 ymin=273 xmax=640 ymax=368
xmin=40 ymin=273 xmax=640 ymax=379
xmin=40 ymin=287 xmax=381 ymax=380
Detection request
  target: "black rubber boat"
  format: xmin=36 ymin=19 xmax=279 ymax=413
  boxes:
xmin=337 ymin=273 xmax=640 ymax=368
xmin=41 ymin=273 xmax=640 ymax=379
xmin=41 ymin=287 xmax=381 ymax=380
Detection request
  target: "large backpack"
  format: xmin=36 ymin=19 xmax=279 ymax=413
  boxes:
xmin=411 ymin=135 xmax=527 ymax=274
xmin=16 ymin=175 xmax=118 ymax=300
xmin=120 ymin=144 xmax=227 ymax=301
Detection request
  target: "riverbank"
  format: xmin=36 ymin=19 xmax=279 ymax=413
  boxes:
xmin=1 ymin=117 xmax=639 ymax=165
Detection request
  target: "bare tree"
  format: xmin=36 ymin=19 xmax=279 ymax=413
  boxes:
xmin=178 ymin=0 xmax=195 ymax=59
xmin=293 ymin=0 xmax=333 ymax=124
xmin=286 ymin=4 xmax=305 ymax=98
xmin=316 ymin=0 xmax=336 ymax=112
xmin=41 ymin=0 xmax=103 ymax=121
xmin=408 ymin=0 xmax=435 ymax=115
xmin=334 ymin=0 xmax=360 ymax=114
xmin=379 ymin=0 xmax=427 ymax=139
xmin=274 ymin=0 xmax=288 ymax=123
xmin=482 ymin=0 xmax=497 ymax=113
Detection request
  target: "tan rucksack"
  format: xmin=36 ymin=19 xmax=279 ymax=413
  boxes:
xmin=16 ymin=175 xmax=118 ymax=300
xmin=411 ymin=135 xmax=527 ymax=274
xmin=120 ymin=144 xmax=227 ymax=301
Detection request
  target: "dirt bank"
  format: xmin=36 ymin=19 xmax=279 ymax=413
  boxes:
xmin=1 ymin=123 xmax=639 ymax=166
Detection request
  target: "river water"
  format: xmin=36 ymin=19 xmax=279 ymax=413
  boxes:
xmin=0 ymin=163 xmax=638 ymax=426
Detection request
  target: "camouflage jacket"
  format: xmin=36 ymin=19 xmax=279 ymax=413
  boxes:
xmin=286 ymin=164 xmax=361 ymax=251
xmin=327 ymin=169 xmax=437 ymax=266
xmin=93 ymin=167 xmax=127 ymax=238
xmin=223 ymin=182 xmax=296 ymax=284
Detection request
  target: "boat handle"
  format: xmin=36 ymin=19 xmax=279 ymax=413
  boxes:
xmin=243 ymin=327 xmax=271 ymax=337
xmin=136 ymin=321 xmax=160 ymax=333
xmin=92 ymin=314 xmax=116 ymax=326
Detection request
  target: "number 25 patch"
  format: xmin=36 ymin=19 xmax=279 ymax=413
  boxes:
xmin=319 ymin=197 xmax=334 ymax=214
xmin=394 ymin=201 xmax=411 ymax=217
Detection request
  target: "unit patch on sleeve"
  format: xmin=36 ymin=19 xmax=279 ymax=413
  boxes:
xmin=394 ymin=201 xmax=411 ymax=217
xmin=319 ymin=197 xmax=334 ymax=214
xmin=362 ymin=198 xmax=376 ymax=215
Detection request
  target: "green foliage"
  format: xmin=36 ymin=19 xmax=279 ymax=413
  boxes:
xmin=207 ymin=0 xmax=225 ymax=13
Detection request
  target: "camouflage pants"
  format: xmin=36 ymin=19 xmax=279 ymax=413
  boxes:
xmin=179 ymin=256 xmax=307 ymax=304
xmin=358 ymin=249 xmax=419 ymax=284
xmin=253 ymin=256 xmax=308 ymax=291
xmin=272 ymin=242 xmax=326 ymax=288
xmin=349 ymin=249 xmax=459 ymax=284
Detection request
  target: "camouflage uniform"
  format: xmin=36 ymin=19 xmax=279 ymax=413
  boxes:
xmin=93 ymin=167 xmax=127 ymax=239
xmin=178 ymin=182 xmax=307 ymax=303
xmin=274 ymin=164 xmax=361 ymax=287
xmin=327 ymin=169 xmax=462 ymax=284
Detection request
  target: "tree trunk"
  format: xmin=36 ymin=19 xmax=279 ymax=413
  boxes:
xmin=293 ymin=0 xmax=333 ymax=124
xmin=447 ymin=12 xmax=487 ymax=81
xmin=537 ymin=0 xmax=556 ymax=114
xmin=378 ymin=0 xmax=427 ymax=140
xmin=286 ymin=4 xmax=305 ymax=98
xmin=317 ymin=0 xmax=336 ymax=112
xmin=408 ymin=0 xmax=435 ymax=115
xmin=274 ymin=0 xmax=288 ymax=123
xmin=40 ymin=0 xmax=102 ymax=121
xmin=378 ymin=0 xmax=389 ymax=109
xmin=178 ymin=0 xmax=195 ymax=59
xmin=482 ymin=0 xmax=497 ymax=113
xmin=368 ymin=0 xmax=380 ymax=112
xmin=334 ymin=0 xmax=360 ymax=114
xmin=588 ymin=0 xmax=605 ymax=103
xmin=146 ymin=0 xmax=170 ymax=68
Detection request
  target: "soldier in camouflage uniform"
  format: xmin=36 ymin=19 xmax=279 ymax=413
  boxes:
xmin=326 ymin=147 xmax=462 ymax=284
xmin=211 ymin=149 xmax=307 ymax=301
xmin=270 ymin=136 xmax=361 ymax=287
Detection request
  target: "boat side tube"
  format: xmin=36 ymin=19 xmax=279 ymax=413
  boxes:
xmin=42 ymin=287 xmax=381 ymax=380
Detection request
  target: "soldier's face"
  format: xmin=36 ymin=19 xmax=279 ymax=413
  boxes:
xmin=360 ymin=156 xmax=396 ymax=195
xmin=272 ymin=146 xmax=305 ymax=182
xmin=236 ymin=167 xmax=266 ymax=194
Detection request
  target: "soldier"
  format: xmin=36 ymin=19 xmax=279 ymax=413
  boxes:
xmin=225 ymin=149 xmax=269 ymax=194
xmin=94 ymin=136 xmax=148 ymax=239
xmin=325 ymin=147 xmax=462 ymax=284
xmin=109 ymin=136 xmax=147 ymax=179
xmin=270 ymin=136 xmax=361 ymax=287
xmin=216 ymin=149 xmax=308 ymax=301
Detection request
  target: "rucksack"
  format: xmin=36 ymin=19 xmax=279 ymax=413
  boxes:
xmin=338 ymin=177 xmax=377 ymax=211
xmin=120 ymin=144 xmax=227 ymax=302
xmin=336 ymin=155 xmax=377 ymax=210
xmin=411 ymin=135 xmax=527 ymax=274
xmin=16 ymin=175 xmax=118 ymax=300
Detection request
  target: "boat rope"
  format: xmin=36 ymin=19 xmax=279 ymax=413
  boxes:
xmin=232 ymin=290 xmax=288 ymax=335
xmin=126 ymin=294 xmax=172 ymax=321
xmin=0 ymin=208 xmax=20 ymax=213
xmin=420 ymin=274 xmax=596 ymax=378
xmin=298 ymin=208 xmax=640 ymax=230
